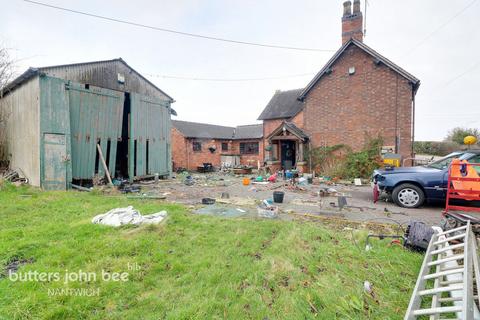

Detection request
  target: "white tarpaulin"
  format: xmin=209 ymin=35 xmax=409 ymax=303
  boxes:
xmin=92 ymin=206 xmax=167 ymax=227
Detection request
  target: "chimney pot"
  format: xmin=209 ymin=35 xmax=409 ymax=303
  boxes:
xmin=343 ymin=1 xmax=352 ymax=16
xmin=353 ymin=0 xmax=361 ymax=13
xmin=341 ymin=0 xmax=363 ymax=44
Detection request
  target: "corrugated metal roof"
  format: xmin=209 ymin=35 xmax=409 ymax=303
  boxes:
xmin=299 ymin=39 xmax=421 ymax=99
xmin=1 ymin=58 xmax=175 ymax=102
xmin=257 ymin=88 xmax=304 ymax=120
xmin=172 ymin=120 xmax=263 ymax=140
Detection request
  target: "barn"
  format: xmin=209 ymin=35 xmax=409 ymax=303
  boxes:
xmin=0 ymin=58 xmax=174 ymax=189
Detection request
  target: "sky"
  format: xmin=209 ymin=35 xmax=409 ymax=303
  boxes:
xmin=1 ymin=0 xmax=479 ymax=141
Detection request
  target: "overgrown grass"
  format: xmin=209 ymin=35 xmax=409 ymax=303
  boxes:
xmin=0 ymin=184 xmax=422 ymax=319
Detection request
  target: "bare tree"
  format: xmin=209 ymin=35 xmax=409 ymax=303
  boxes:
xmin=0 ymin=46 xmax=16 ymax=167
xmin=0 ymin=46 xmax=15 ymax=98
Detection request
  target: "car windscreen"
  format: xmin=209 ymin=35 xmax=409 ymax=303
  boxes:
xmin=426 ymin=152 xmax=462 ymax=170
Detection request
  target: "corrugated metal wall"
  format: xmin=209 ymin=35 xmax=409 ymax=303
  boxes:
xmin=67 ymin=82 xmax=124 ymax=180
xmin=129 ymin=93 xmax=170 ymax=178
xmin=0 ymin=76 xmax=41 ymax=186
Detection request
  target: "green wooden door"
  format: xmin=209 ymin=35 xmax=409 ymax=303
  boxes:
xmin=129 ymin=93 xmax=171 ymax=180
xmin=43 ymin=133 xmax=67 ymax=190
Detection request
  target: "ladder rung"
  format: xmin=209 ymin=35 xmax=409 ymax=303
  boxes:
xmin=440 ymin=266 xmax=465 ymax=272
xmin=424 ymin=268 xmax=464 ymax=280
xmin=431 ymin=243 xmax=465 ymax=255
xmin=437 ymin=225 xmax=468 ymax=236
xmin=418 ymin=284 xmax=463 ymax=296
xmin=434 ymin=234 xmax=466 ymax=245
xmin=438 ymin=296 xmax=463 ymax=303
xmin=413 ymin=306 xmax=463 ymax=315
xmin=427 ymin=254 xmax=464 ymax=267
xmin=440 ymin=279 xmax=463 ymax=285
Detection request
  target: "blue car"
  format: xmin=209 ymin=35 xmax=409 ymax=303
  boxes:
xmin=373 ymin=150 xmax=480 ymax=208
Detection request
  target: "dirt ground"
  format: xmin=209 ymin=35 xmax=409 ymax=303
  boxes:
xmin=135 ymin=172 xmax=445 ymax=227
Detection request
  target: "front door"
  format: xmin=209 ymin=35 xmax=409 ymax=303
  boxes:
xmin=43 ymin=133 xmax=67 ymax=190
xmin=281 ymin=140 xmax=296 ymax=170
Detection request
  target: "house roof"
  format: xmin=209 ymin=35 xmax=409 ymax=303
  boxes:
xmin=299 ymin=39 xmax=421 ymax=99
xmin=266 ymin=121 xmax=309 ymax=142
xmin=257 ymin=88 xmax=304 ymax=120
xmin=172 ymin=120 xmax=263 ymax=140
xmin=1 ymin=58 xmax=175 ymax=102
xmin=234 ymin=124 xmax=263 ymax=139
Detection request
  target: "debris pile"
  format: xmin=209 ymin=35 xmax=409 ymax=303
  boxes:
xmin=92 ymin=206 xmax=167 ymax=227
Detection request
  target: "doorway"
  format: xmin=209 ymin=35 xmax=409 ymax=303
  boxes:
xmin=115 ymin=92 xmax=130 ymax=178
xmin=281 ymin=140 xmax=296 ymax=170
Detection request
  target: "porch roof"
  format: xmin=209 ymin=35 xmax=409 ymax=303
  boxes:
xmin=266 ymin=122 xmax=309 ymax=142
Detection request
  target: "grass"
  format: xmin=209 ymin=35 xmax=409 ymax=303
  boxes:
xmin=0 ymin=183 xmax=423 ymax=319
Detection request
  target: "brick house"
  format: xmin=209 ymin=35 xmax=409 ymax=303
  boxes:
xmin=171 ymin=120 xmax=263 ymax=171
xmin=258 ymin=0 xmax=420 ymax=173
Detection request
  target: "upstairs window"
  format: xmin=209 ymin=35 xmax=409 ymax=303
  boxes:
xmin=221 ymin=142 xmax=228 ymax=151
xmin=240 ymin=142 xmax=259 ymax=155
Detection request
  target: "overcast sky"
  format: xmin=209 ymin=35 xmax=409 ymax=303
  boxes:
xmin=1 ymin=0 xmax=479 ymax=141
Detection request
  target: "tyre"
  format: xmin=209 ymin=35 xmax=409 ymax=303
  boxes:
xmin=392 ymin=183 xmax=425 ymax=208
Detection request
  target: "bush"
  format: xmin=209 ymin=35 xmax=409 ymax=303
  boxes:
xmin=413 ymin=141 xmax=460 ymax=156
xmin=307 ymin=137 xmax=384 ymax=179
xmin=445 ymin=127 xmax=479 ymax=145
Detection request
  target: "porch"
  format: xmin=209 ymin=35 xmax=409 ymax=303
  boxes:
xmin=264 ymin=122 xmax=309 ymax=173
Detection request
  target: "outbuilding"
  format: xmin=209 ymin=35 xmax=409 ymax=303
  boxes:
xmin=0 ymin=58 xmax=174 ymax=189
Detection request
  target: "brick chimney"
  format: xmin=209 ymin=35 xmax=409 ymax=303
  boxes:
xmin=342 ymin=0 xmax=363 ymax=44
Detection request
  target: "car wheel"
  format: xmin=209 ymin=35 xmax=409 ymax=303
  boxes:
xmin=392 ymin=183 xmax=425 ymax=208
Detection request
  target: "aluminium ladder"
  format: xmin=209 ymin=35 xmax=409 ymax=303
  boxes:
xmin=405 ymin=221 xmax=480 ymax=319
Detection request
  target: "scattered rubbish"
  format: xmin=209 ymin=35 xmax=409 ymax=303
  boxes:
xmin=255 ymin=176 xmax=264 ymax=182
xmin=383 ymin=207 xmax=407 ymax=216
xmin=337 ymin=196 xmax=347 ymax=209
xmin=298 ymin=177 xmax=308 ymax=185
xmin=252 ymin=181 xmax=269 ymax=185
xmin=202 ymin=198 xmax=216 ymax=205
xmin=365 ymin=234 xmax=404 ymax=251
xmin=119 ymin=185 xmax=141 ymax=193
xmin=195 ymin=205 xmax=250 ymax=218
xmin=257 ymin=198 xmax=279 ymax=218
xmin=126 ymin=194 xmax=166 ymax=200
xmin=404 ymin=221 xmax=434 ymax=251
xmin=257 ymin=206 xmax=279 ymax=219
xmin=242 ymin=178 xmax=251 ymax=186
xmin=363 ymin=281 xmax=372 ymax=294
xmin=354 ymin=178 xmax=362 ymax=186
xmin=1 ymin=168 xmax=28 ymax=184
xmin=184 ymin=175 xmax=195 ymax=186
xmin=221 ymin=192 xmax=230 ymax=199
xmin=71 ymin=184 xmax=92 ymax=192
xmin=273 ymin=191 xmax=285 ymax=203
xmin=92 ymin=206 xmax=167 ymax=227
xmin=268 ymin=173 xmax=277 ymax=183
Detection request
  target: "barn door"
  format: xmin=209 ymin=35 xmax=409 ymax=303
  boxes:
xmin=129 ymin=93 xmax=170 ymax=180
xmin=67 ymin=82 xmax=124 ymax=181
xmin=43 ymin=133 xmax=67 ymax=190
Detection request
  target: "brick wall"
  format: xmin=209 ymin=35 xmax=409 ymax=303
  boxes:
xmin=171 ymin=127 xmax=188 ymax=169
xmin=304 ymin=45 xmax=414 ymax=160
xmin=171 ymin=127 xmax=263 ymax=171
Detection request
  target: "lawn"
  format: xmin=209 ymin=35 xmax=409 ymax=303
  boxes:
xmin=0 ymin=183 xmax=423 ymax=319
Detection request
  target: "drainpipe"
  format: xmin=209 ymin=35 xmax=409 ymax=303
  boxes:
xmin=411 ymin=84 xmax=416 ymax=162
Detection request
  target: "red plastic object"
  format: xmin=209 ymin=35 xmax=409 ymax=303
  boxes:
xmin=444 ymin=160 xmax=480 ymax=213
xmin=373 ymin=183 xmax=379 ymax=203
